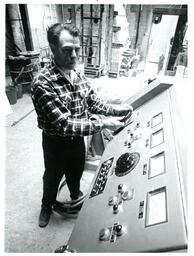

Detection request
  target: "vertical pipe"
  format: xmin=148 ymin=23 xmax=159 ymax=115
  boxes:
xmin=19 ymin=4 xmax=34 ymax=51
xmin=98 ymin=5 xmax=104 ymax=66
xmin=6 ymin=5 xmax=19 ymax=54
xmin=7 ymin=4 xmax=26 ymax=52
xmin=55 ymin=5 xmax=63 ymax=23
xmin=107 ymin=5 xmax=114 ymax=72
xmin=81 ymin=5 xmax=84 ymax=63
xmin=134 ymin=5 xmax=141 ymax=49
xmin=71 ymin=5 xmax=76 ymax=25
xmin=88 ymin=4 xmax=93 ymax=65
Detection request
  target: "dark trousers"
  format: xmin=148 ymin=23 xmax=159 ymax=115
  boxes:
xmin=41 ymin=132 xmax=85 ymax=207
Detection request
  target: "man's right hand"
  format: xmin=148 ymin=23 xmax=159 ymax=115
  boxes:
xmin=101 ymin=117 xmax=125 ymax=131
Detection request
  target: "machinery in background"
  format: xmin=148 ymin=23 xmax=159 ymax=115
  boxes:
xmin=56 ymin=78 xmax=187 ymax=252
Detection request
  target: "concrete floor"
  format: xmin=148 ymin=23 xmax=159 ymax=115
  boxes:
xmin=5 ymin=93 xmax=96 ymax=253
xmin=5 ymin=74 xmax=143 ymax=253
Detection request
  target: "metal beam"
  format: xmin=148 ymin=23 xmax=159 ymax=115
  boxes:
xmin=19 ymin=4 xmax=34 ymax=51
xmin=153 ymin=7 xmax=187 ymax=16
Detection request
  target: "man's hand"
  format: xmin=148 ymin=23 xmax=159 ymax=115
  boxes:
xmin=113 ymin=104 xmax=133 ymax=116
xmin=102 ymin=117 xmax=125 ymax=131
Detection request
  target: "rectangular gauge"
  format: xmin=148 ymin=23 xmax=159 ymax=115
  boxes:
xmin=151 ymin=112 xmax=163 ymax=127
xmin=146 ymin=187 xmax=167 ymax=227
xmin=151 ymin=129 xmax=164 ymax=148
xmin=149 ymin=152 xmax=165 ymax=178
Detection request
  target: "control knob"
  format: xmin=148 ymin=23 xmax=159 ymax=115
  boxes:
xmin=118 ymin=184 xmax=126 ymax=193
xmin=108 ymin=195 xmax=118 ymax=206
xmin=99 ymin=228 xmax=110 ymax=241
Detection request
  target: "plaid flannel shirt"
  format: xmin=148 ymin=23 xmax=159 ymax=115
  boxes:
xmin=31 ymin=62 xmax=116 ymax=137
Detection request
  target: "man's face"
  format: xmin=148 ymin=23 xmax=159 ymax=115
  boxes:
xmin=53 ymin=29 xmax=80 ymax=70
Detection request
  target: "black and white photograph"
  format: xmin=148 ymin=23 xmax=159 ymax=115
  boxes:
xmin=1 ymin=1 xmax=191 ymax=254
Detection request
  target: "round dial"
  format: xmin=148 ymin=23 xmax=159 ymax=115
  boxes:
xmin=115 ymin=152 xmax=140 ymax=177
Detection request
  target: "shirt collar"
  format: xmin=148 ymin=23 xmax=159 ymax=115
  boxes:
xmin=49 ymin=60 xmax=79 ymax=84
xmin=46 ymin=61 xmax=63 ymax=82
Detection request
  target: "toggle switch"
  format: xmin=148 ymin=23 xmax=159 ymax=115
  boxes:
xmin=113 ymin=203 xmax=119 ymax=214
xmin=127 ymin=129 xmax=131 ymax=134
xmin=134 ymin=118 xmax=140 ymax=130
xmin=118 ymin=184 xmax=123 ymax=192
xmin=124 ymin=140 xmax=128 ymax=146
xmin=118 ymin=184 xmax=127 ymax=193
xmin=128 ymin=142 xmax=132 ymax=148
xmin=115 ymin=224 xmax=123 ymax=236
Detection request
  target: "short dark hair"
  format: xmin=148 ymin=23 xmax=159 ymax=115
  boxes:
xmin=47 ymin=23 xmax=80 ymax=47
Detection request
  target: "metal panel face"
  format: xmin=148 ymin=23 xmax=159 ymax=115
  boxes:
xmin=68 ymin=84 xmax=187 ymax=252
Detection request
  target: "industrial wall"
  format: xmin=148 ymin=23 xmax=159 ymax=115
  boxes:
xmin=6 ymin=4 xmax=186 ymax=81
xmin=125 ymin=4 xmax=182 ymax=61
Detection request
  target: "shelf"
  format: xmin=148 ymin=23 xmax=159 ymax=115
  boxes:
xmin=79 ymin=55 xmax=97 ymax=59
xmin=81 ymin=44 xmax=98 ymax=48
xmin=112 ymin=43 xmax=124 ymax=48
xmin=82 ymin=17 xmax=102 ymax=21
xmin=82 ymin=35 xmax=102 ymax=38
xmin=113 ymin=26 xmax=121 ymax=32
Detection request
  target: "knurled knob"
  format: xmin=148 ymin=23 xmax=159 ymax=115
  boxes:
xmin=108 ymin=196 xmax=114 ymax=205
xmin=99 ymin=228 xmax=110 ymax=241
xmin=108 ymin=195 xmax=118 ymax=205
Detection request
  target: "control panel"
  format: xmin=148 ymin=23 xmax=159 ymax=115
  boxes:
xmin=68 ymin=80 xmax=187 ymax=252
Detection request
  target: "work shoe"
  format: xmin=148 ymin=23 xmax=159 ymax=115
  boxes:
xmin=53 ymin=201 xmax=82 ymax=218
xmin=70 ymin=190 xmax=84 ymax=201
xmin=38 ymin=205 xmax=52 ymax=228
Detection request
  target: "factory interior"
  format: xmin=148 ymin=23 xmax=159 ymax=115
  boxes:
xmin=4 ymin=3 xmax=190 ymax=253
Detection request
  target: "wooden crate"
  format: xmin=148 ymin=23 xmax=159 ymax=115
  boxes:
xmin=84 ymin=64 xmax=104 ymax=78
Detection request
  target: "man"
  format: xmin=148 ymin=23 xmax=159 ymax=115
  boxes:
xmin=31 ymin=23 xmax=133 ymax=228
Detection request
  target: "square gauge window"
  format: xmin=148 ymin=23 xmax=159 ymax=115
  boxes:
xmin=145 ymin=187 xmax=167 ymax=227
xmin=151 ymin=112 xmax=163 ymax=127
xmin=151 ymin=129 xmax=164 ymax=148
xmin=149 ymin=152 xmax=165 ymax=178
